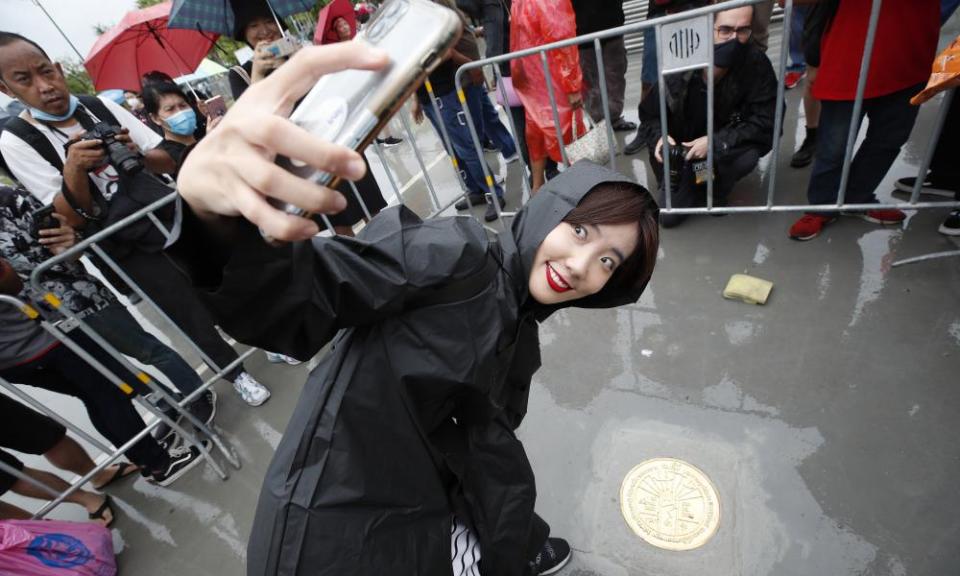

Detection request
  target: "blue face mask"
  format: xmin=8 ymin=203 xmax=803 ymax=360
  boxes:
xmin=29 ymin=94 xmax=79 ymax=122
xmin=164 ymin=108 xmax=197 ymax=136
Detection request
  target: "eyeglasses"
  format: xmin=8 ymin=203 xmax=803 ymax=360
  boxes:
xmin=714 ymin=25 xmax=753 ymax=40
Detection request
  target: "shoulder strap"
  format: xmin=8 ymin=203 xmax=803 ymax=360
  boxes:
xmin=1 ymin=115 xmax=105 ymax=221
xmin=77 ymin=95 xmax=120 ymax=126
xmin=2 ymin=116 xmax=64 ymax=171
xmin=231 ymin=65 xmax=252 ymax=86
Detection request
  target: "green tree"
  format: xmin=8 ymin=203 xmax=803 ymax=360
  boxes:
xmin=60 ymin=58 xmax=95 ymax=95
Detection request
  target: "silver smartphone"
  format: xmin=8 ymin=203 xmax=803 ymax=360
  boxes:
xmin=272 ymin=0 xmax=462 ymax=221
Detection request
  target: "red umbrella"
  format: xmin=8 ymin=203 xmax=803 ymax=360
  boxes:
xmin=314 ymin=0 xmax=357 ymax=45
xmin=84 ymin=1 xmax=218 ymax=91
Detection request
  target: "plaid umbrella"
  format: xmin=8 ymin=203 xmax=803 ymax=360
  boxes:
xmin=168 ymin=0 xmax=316 ymax=36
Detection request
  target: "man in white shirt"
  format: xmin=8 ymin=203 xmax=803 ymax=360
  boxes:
xmin=0 ymin=32 xmax=272 ymax=407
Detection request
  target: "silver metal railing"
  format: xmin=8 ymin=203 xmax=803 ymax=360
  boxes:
xmin=444 ymin=0 xmax=958 ymax=220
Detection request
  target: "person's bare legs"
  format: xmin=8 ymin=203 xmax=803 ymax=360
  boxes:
xmin=0 ymin=500 xmax=32 ymax=520
xmin=531 ymin=158 xmax=547 ymax=193
xmin=803 ymin=66 xmax=820 ymax=128
xmin=44 ymin=435 xmax=137 ymax=489
xmin=11 ymin=467 xmax=113 ymax=526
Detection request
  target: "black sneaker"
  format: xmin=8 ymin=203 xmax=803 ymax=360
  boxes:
xmin=895 ymin=175 xmax=957 ymax=199
xmin=939 ymin=210 xmax=960 ymax=236
xmin=149 ymin=442 xmax=208 ymax=487
xmin=187 ymin=390 xmax=217 ymax=426
xmin=455 ymin=193 xmax=486 ymax=211
xmin=611 ymin=117 xmax=637 ymax=132
xmin=375 ymin=136 xmax=403 ymax=148
xmin=624 ymin=132 xmax=645 ymax=155
xmin=529 ymin=537 xmax=571 ymax=575
xmin=484 ymin=195 xmax=506 ymax=222
xmin=790 ymin=133 xmax=817 ymax=168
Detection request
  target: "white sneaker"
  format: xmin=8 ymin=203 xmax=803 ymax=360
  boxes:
xmin=232 ymin=371 xmax=271 ymax=406
xmin=265 ymin=351 xmax=302 ymax=365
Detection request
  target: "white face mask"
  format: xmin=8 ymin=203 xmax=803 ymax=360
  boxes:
xmin=125 ymin=97 xmax=141 ymax=109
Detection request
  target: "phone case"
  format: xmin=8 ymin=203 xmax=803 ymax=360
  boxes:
xmin=274 ymin=0 xmax=462 ymax=219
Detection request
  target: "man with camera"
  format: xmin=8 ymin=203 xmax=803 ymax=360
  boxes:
xmin=634 ymin=5 xmax=777 ymax=228
xmin=0 ymin=32 xmax=270 ymax=407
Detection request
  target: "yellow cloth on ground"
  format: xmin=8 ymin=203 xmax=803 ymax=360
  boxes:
xmin=723 ymin=274 xmax=773 ymax=305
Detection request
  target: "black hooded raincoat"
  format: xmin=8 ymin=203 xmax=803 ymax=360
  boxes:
xmin=182 ymin=161 xmax=655 ymax=576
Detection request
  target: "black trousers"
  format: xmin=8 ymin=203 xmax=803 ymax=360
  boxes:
xmin=0 ymin=331 xmax=169 ymax=473
xmin=0 ymin=394 xmax=67 ymax=494
xmin=653 ymin=144 xmax=762 ymax=227
xmin=111 ymin=249 xmax=243 ymax=381
xmin=929 ymin=89 xmax=960 ymax=199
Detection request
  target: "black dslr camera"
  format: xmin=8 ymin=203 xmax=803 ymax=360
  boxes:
xmin=667 ymin=144 xmax=690 ymax=190
xmin=69 ymin=124 xmax=144 ymax=178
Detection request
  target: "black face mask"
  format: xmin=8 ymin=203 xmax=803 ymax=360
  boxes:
xmin=714 ymin=39 xmax=747 ymax=69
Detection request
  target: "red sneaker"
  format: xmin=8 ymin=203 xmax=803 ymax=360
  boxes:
xmin=844 ymin=208 xmax=907 ymax=225
xmin=789 ymin=214 xmax=837 ymax=241
xmin=784 ymin=70 xmax=806 ymax=89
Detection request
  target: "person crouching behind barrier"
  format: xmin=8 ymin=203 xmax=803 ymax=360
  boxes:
xmin=634 ymin=4 xmax=777 ymax=228
xmin=174 ymin=41 xmax=660 ymax=576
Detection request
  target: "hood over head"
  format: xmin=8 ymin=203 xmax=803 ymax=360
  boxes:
xmin=508 ymin=161 xmax=659 ymax=321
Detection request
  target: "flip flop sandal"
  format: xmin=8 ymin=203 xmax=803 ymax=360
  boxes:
xmin=88 ymin=495 xmax=115 ymax=528
xmin=93 ymin=462 xmax=137 ymax=491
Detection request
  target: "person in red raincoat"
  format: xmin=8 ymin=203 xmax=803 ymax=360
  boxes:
xmin=510 ymin=0 xmax=585 ymax=192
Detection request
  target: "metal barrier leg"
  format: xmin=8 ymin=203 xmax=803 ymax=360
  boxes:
xmin=835 ymin=0 xmax=883 ymax=208
xmin=706 ymin=11 xmax=716 ymax=211
xmin=399 ymin=111 xmax=442 ymax=211
xmin=909 ymin=88 xmax=956 ymax=205
xmin=492 ymin=66 xmax=533 ymax=204
xmin=540 ymin=51 xmax=571 ymax=168
xmin=766 ymin=0 xmax=794 ymax=208
xmin=655 ymin=23 xmax=673 ymax=210
xmin=593 ymin=38 xmax=618 ymax=169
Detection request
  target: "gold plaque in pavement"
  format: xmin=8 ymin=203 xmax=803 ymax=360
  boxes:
xmin=619 ymin=458 xmax=720 ymax=551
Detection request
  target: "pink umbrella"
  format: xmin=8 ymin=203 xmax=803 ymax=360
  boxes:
xmin=314 ymin=0 xmax=357 ymax=45
xmin=84 ymin=1 xmax=218 ymax=91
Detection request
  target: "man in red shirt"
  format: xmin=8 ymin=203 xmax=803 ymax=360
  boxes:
xmin=788 ymin=0 xmax=941 ymax=241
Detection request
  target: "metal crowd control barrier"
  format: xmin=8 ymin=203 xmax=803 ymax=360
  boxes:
xmin=435 ymin=0 xmax=960 ymax=224
xmin=0 ymin=292 xmax=238 ymax=520
xmin=4 ymin=191 xmax=253 ymax=520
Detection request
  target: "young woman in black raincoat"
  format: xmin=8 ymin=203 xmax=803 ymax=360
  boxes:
xmin=176 ymin=42 xmax=659 ymax=576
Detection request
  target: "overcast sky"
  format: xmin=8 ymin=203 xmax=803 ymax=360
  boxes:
xmin=2 ymin=0 xmax=138 ymax=62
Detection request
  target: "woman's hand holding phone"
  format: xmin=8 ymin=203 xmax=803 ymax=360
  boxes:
xmin=177 ymin=43 xmax=389 ymax=242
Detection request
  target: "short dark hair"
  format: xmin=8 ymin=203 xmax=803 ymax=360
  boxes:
xmin=563 ymin=181 xmax=660 ymax=296
xmin=142 ymin=81 xmax=188 ymax=116
xmin=141 ymin=70 xmax=175 ymax=92
xmin=0 ymin=32 xmax=51 ymax=80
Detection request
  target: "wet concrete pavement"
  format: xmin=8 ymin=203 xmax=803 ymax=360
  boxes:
xmin=7 ymin=17 xmax=960 ymax=576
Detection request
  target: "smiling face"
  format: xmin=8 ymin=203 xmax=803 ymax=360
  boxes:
xmin=244 ymin=16 xmax=283 ymax=47
xmin=528 ymin=221 xmax=640 ymax=305
xmin=0 ymin=39 xmax=70 ymax=116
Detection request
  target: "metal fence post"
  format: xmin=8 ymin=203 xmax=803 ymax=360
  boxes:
xmin=836 ymin=0 xmax=883 ymax=209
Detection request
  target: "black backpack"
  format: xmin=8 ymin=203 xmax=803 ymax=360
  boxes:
xmin=0 ymin=95 xmax=177 ymax=258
